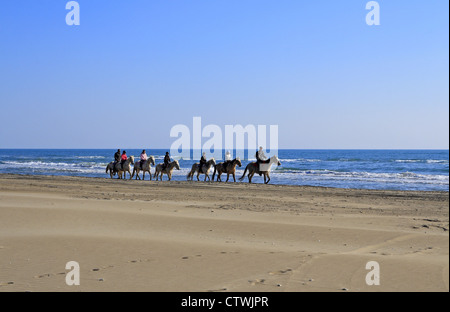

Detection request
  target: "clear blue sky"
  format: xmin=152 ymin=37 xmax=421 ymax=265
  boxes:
xmin=0 ymin=0 xmax=448 ymax=149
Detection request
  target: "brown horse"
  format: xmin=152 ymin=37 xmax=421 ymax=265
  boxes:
xmin=212 ymin=158 xmax=242 ymax=182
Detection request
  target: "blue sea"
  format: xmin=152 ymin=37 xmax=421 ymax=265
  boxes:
xmin=0 ymin=149 xmax=448 ymax=191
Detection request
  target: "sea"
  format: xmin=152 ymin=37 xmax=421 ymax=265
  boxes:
xmin=0 ymin=149 xmax=448 ymax=192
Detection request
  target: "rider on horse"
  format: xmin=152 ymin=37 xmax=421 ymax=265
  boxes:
xmin=113 ymin=149 xmax=121 ymax=175
xmin=255 ymin=146 xmax=270 ymax=175
xmin=162 ymin=152 xmax=170 ymax=170
xmin=199 ymin=152 xmax=207 ymax=173
xmin=222 ymin=150 xmax=232 ymax=171
xmin=140 ymin=150 xmax=147 ymax=169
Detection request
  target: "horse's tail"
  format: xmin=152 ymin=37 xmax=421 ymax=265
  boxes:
xmin=239 ymin=164 xmax=249 ymax=181
xmin=131 ymin=167 xmax=135 ymax=178
xmin=212 ymin=165 xmax=217 ymax=181
xmin=106 ymin=164 xmax=110 ymax=174
xmin=186 ymin=170 xmax=192 ymax=180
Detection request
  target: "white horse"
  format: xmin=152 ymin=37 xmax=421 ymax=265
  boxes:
xmin=239 ymin=155 xmax=281 ymax=184
xmin=153 ymin=160 xmax=180 ymax=181
xmin=131 ymin=156 xmax=156 ymax=180
xmin=106 ymin=156 xmax=135 ymax=179
xmin=186 ymin=158 xmax=216 ymax=181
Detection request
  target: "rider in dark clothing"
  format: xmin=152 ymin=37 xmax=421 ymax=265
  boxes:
xmin=163 ymin=152 xmax=170 ymax=170
xmin=199 ymin=152 xmax=207 ymax=173
xmin=113 ymin=149 xmax=121 ymax=174
xmin=114 ymin=149 xmax=121 ymax=162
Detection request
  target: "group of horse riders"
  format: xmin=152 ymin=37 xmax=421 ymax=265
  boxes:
xmin=112 ymin=149 xmax=171 ymax=175
xmin=108 ymin=146 xmax=279 ymax=183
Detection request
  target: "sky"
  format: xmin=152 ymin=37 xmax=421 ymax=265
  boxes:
xmin=0 ymin=0 xmax=448 ymax=149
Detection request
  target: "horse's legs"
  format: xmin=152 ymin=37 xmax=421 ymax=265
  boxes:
xmin=226 ymin=173 xmax=230 ymax=182
xmin=233 ymin=173 xmax=236 ymax=182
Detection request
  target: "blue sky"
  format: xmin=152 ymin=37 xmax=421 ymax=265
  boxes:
xmin=0 ymin=0 xmax=448 ymax=149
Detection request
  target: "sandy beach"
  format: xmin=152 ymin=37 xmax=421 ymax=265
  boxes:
xmin=0 ymin=174 xmax=448 ymax=292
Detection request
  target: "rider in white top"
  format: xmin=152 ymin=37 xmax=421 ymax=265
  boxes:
xmin=223 ymin=150 xmax=232 ymax=170
xmin=256 ymin=146 xmax=269 ymax=163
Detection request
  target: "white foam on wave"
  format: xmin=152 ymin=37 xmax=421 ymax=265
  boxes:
xmin=270 ymin=169 xmax=449 ymax=185
xmin=73 ymin=156 xmax=106 ymax=159
xmin=0 ymin=160 xmax=107 ymax=174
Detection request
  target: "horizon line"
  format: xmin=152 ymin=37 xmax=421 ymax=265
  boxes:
xmin=0 ymin=148 xmax=449 ymax=151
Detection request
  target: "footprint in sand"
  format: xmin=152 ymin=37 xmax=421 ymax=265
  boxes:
xmin=248 ymin=279 xmax=266 ymax=286
xmin=269 ymin=268 xmax=293 ymax=275
xmin=207 ymin=288 xmax=227 ymax=292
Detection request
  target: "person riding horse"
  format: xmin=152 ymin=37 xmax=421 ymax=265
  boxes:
xmin=113 ymin=149 xmax=121 ymax=175
xmin=139 ymin=150 xmax=147 ymax=169
xmin=162 ymin=152 xmax=170 ymax=170
xmin=222 ymin=150 xmax=232 ymax=171
xmin=121 ymin=151 xmax=128 ymax=168
xmin=199 ymin=152 xmax=207 ymax=173
xmin=255 ymin=147 xmax=270 ymax=175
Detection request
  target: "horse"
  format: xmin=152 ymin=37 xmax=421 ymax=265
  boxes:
xmin=153 ymin=160 xmax=180 ymax=181
xmin=239 ymin=155 xmax=281 ymax=184
xmin=212 ymin=158 xmax=242 ymax=182
xmin=106 ymin=156 xmax=135 ymax=179
xmin=186 ymin=158 xmax=216 ymax=182
xmin=131 ymin=156 xmax=156 ymax=180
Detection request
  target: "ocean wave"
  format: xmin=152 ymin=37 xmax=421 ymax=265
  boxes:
xmin=426 ymin=159 xmax=449 ymax=164
xmin=270 ymin=169 xmax=448 ymax=185
xmin=0 ymin=160 xmax=107 ymax=174
xmin=73 ymin=156 xmax=106 ymax=159
xmin=282 ymin=158 xmax=322 ymax=163
xmin=394 ymin=159 xmax=448 ymax=164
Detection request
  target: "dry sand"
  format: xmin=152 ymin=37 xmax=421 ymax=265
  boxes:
xmin=0 ymin=174 xmax=448 ymax=292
